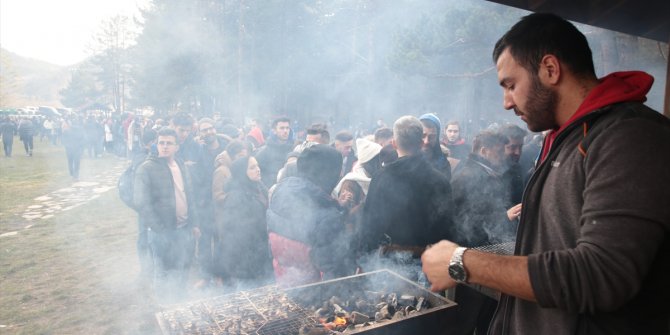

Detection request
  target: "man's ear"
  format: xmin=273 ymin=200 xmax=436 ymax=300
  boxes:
xmin=479 ymin=146 xmax=488 ymax=158
xmin=539 ymin=54 xmax=561 ymax=85
xmin=391 ymin=138 xmax=398 ymax=150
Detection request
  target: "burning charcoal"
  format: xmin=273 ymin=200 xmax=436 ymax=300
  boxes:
xmin=415 ymin=297 xmax=426 ymax=311
xmin=399 ymin=294 xmax=416 ymax=306
xmin=351 ymin=311 xmax=370 ymax=325
xmin=404 ymin=305 xmax=415 ymax=315
xmin=375 ymin=302 xmax=387 ymax=310
xmin=392 ymin=311 xmax=405 ymax=320
xmin=375 ymin=311 xmax=384 ymax=322
xmin=333 ymin=303 xmax=347 ymax=316
xmin=314 ymin=307 xmax=330 ymax=318
xmin=408 ymin=309 xmax=418 ymax=316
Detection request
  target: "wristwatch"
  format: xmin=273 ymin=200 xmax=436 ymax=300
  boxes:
xmin=448 ymin=246 xmax=469 ymax=283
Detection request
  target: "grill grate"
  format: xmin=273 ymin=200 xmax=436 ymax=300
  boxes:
xmin=256 ymin=312 xmax=317 ymax=335
xmin=156 ymin=285 xmax=313 ymax=335
xmin=156 ymin=270 xmax=458 ymax=335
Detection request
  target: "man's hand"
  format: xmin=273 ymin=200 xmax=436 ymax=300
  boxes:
xmin=422 ymin=240 xmax=459 ymax=292
xmin=338 ymin=190 xmax=354 ymax=208
xmin=507 ymin=203 xmax=522 ymax=221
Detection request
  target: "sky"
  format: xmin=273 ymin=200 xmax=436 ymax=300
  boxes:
xmin=0 ymin=0 xmax=149 ymax=66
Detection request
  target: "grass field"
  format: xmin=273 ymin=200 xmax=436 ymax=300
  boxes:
xmin=0 ymin=140 xmax=160 ymax=334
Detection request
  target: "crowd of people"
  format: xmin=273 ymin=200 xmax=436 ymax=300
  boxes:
xmin=4 ymin=12 xmax=668 ymax=334
xmin=127 ymin=13 xmax=669 ymax=335
xmin=124 ymin=106 xmax=537 ymax=318
xmin=0 ymin=113 xmax=141 ymax=180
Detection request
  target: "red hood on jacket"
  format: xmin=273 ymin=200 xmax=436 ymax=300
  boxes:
xmin=539 ymin=71 xmax=653 ymax=162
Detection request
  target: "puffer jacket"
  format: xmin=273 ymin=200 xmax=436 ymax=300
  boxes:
xmin=267 ymin=176 xmax=355 ymax=287
xmin=133 ymin=155 xmax=197 ymax=233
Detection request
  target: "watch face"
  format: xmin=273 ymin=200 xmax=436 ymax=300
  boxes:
xmin=449 ymin=263 xmax=466 ymax=281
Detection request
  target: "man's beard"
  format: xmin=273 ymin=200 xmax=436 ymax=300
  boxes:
xmin=203 ymin=134 xmax=216 ymax=144
xmin=519 ymin=75 xmax=558 ymax=132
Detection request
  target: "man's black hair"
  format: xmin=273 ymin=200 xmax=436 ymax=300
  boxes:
xmin=334 ymin=130 xmax=354 ymax=142
xmin=225 ymin=139 xmax=250 ymax=158
xmin=492 ymin=13 xmax=596 ymax=78
xmin=499 ymin=124 xmax=527 ymax=141
xmin=171 ymin=112 xmax=194 ymax=127
xmin=157 ymin=126 xmax=178 ymax=140
xmin=472 ymin=130 xmax=508 ymax=154
xmin=307 ymin=124 xmax=330 ymax=143
xmin=271 ymin=117 xmax=291 ymax=129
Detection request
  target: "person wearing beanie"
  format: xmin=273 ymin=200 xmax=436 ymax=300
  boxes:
xmin=419 ymin=113 xmax=452 ymax=181
xmin=267 ymin=144 xmax=357 ymax=287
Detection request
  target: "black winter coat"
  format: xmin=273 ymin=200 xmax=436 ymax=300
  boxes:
xmin=451 ymin=154 xmax=515 ymax=247
xmin=255 ymin=140 xmax=294 ymax=187
xmin=133 ymin=155 xmax=197 ymax=233
xmin=217 ymin=180 xmax=273 ymax=282
xmin=361 ymin=155 xmax=454 ymax=251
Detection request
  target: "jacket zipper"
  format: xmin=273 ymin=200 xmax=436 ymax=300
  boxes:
xmin=496 ymin=110 xmax=606 ymax=334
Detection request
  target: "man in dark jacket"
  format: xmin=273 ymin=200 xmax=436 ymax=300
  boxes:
xmin=423 ymin=13 xmax=670 ymax=335
xmin=255 ymin=117 xmax=293 ymax=187
xmin=361 ymin=115 xmax=454 ymax=282
xmin=0 ymin=117 xmax=17 ymax=157
xmin=451 ymin=129 xmax=516 ymax=248
xmin=500 ymin=124 xmax=528 ymax=205
xmin=443 ymin=120 xmax=469 ymax=161
xmin=267 ymin=144 xmax=355 ymax=287
xmin=133 ymin=127 xmax=199 ymax=302
xmin=449 ymin=129 xmax=517 ymax=334
xmin=333 ymin=130 xmax=356 ymax=177
xmin=62 ymin=117 xmax=86 ymax=181
xmin=419 ymin=113 xmax=452 ymax=181
xmin=193 ymin=117 xmax=230 ymax=287
xmin=18 ymin=118 xmax=35 ymax=156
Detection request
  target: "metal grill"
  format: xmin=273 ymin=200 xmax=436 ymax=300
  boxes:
xmin=156 ymin=270 xmax=459 ymax=335
xmin=156 ymin=285 xmax=314 ymax=335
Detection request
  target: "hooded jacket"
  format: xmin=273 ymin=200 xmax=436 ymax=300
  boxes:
xmin=490 ymin=71 xmax=670 ymax=335
xmin=420 ymin=113 xmax=452 ymax=180
xmin=267 ymin=176 xmax=355 ymax=287
xmin=216 ymin=157 xmax=273 ymax=283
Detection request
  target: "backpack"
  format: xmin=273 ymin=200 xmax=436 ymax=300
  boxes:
xmin=118 ymin=163 xmax=137 ymax=210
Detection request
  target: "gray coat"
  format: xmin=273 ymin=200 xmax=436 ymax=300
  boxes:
xmin=490 ymin=102 xmax=670 ymax=335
